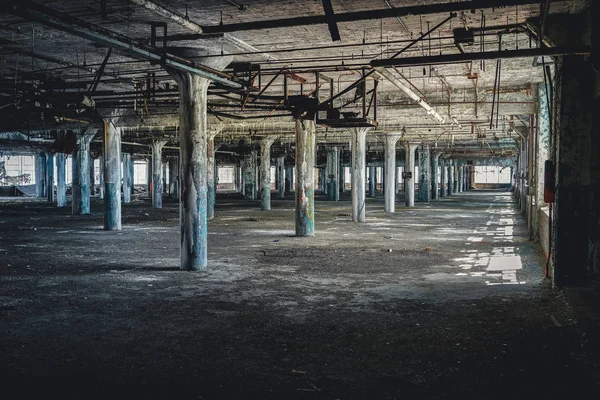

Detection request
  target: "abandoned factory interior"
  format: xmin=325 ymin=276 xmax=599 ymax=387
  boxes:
xmin=1 ymin=0 xmax=599 ymax=398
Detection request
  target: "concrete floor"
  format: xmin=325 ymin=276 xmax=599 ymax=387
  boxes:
xmin=1 ymin=190 xmax=599 ymax=398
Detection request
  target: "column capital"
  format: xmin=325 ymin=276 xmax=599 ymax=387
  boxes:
xmin=150 ymin=140 xmax=168 ymax=152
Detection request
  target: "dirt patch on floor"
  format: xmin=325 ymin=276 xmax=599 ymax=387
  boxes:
xmin=1 ymin=191 xmax=599 ymax=398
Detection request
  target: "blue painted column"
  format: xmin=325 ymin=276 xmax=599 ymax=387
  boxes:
xmin=260 ymin=137 xmax=275 ymax=211
xmin=167 ymin=49 xmax=232 ymax=270
xmin=368 ymin=166 xmax=376 ymax=197
xmin=285 ymin=166 xmax=293 ymax=193
xmin=207 ymin=129 xmax=222 ymax=219
xmin=56 ymin=153 xmax=66 ymax=207
xmin=326 ymin=146 xmax=339 ymax=201
xmin=46 ymin=153 xmax=54 ymax=202
xmin=73 ymin=129 xmax=97 ymax=215
xmin=295 ymin=118 xmax=316 ymax=236
xmin=103 ymin=119 xmax=122 ymax=231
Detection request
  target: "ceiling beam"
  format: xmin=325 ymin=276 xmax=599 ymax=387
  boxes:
xmin=370 ymin=46 xmax=591 ymax=68
xmin=7 ymin=0 xmax=244 ymax=89
xmin=201 ymin=0 xmax=558 ymax=33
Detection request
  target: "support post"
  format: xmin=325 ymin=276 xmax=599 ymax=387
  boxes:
xmin=103 ymin=119 xmax=122 ymax=230
xmin=99 ymin=155 xmax=104 ymax=200
xmin=169 ymin=157 xmax=179 ymax=199
xmin=167 ymin=49 xmax=231 ymax=270
xmin=35 ymin=153 xmax=45 ymax=198
xmin=417 ymin=145 xmax=431 ymax=202
xmin=46 ymin=153 xmax=55 ymax=202
xmin=285 ymin=166 xmax=293 ymax=193
xmin=447 ymin=160 xmax=454 ymax=196
xmin=207 ymin=129 xmax=222 ymax=218
xmin=403 ymin=142 xmax=418 ymax=207
xmin=295 ymin=118 xmax=316 ymax=236
xmin=90 ymin=157 xmax=96 ymax=197
xmin=123 ymin=153 xmax=132 ymax=204
xmin=384 ymin=133 xmax=401 ymax=212
xmin=151 ymin=140 xmax=167 ymax=209
xmin=277 ymin=155 xmax=285 ymax=199
xmin=56 ymin=153 xmax=66 ymax=207
xmin=243 ymin=151 xmax=256 ymax=200
xmin=326 ymin=146 xmax=339 ymax=201
xmin=351 ymin=127 xmax=369 ymax=222
xmin=440 ymin=159 xmax=447 ymax=197
xmin=260 ymin=137 xmax=275 ymax=211
xmin=431 ymin=152 xmax=440 ymax=200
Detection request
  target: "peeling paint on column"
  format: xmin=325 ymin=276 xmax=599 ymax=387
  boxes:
xmin=417 ymin=145 xmax=431 ymax=203
xmin=103 ymin=119 xmax=122 ymax=231
xmin=243 ymin=152 xmax=256 ymax=200
xmin=326 ymin=146 xmax=339 ymax=201
xmin=403 ymin=142 xmax=418 ymax=207
xmin=56 ymin=153 xmax=66 ymax=207
xmin=167 ymin=49 xmax=232 ymax=271
xmin=352 ymin=127 xmax=369 ymax=221
xmin=151 ymin=140 xmax=167 ymax=209
xmin=122 ymin=153 xmax=132 ymax=204
xmin=431 ymin=152 xmax=441 ymax=200
xmin=260 ymin=137 xmax=275 ymax=211
xmin=295 ymin=118 xmax=315 ymax=236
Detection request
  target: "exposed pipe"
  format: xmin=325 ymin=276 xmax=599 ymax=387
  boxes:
xmin=8 ymin=0 xmax=243 ymax=89
xmin=373 ymin=67 xmax=445 ymax=124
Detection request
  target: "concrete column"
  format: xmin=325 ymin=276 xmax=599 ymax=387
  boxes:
xmin=447 ymin=161 xmax=454 ymax=196
xmin=326 ymin=146 xmax=339 ymax=201
xmin=395 ymin=166 xmax=401 ymax=193
xmin=295 ymin=119 xmax=316 ymax=237
xmin=417 ymin=145 xmax=431 ymax=202
xmin=169 ymin=157 xmax=179 ymax=199
xmin=103 ymin=119 xmax=122 ymax=231
xmin=90 ymin=157 xmax=95 ymax=197
xmin=367 ymin=166 xmax=375 ymax=197
xmin=440 ymin=159 xmax=447 ymax=197
xmin=99 ymin=155 xmax=104 ymax=200
xmin=243 ymin=152 xmax=256 ymax=200
xmin=351 ymin=127 xmax=369 ymax=222
xmin=253 ymin=150 xmax=259 ymax=199
xmin=122 ymin=153 xmax=132 ymax=204
xmin=73 ymin=130 xmax=96 ymax=214
xmin=453 ymin=163 xmax=459 ymax=194
xmin=431 ymin=152 xmax=440 ymax=200
xmin=56 ymin=153 xmax=66 ymax=207
xmin=151 ymin=140 xmax=167 ymax=209
xmin=285 ymin=166 xmax=293 ymax=193
xmin=167 ymin=50 xmax=231 ymax=270
xmin=146 ymin=158 xmax=152 ymax=198
xmin=458 ymin=165 xmax=464 ymax=193
xmin=403 ymin=142 xmax=418 ymax=207
xmin=384 ymin=133 xmax=401 ymax=213
xmin=339 ymin=165 xmax=345 ymax=193
xmin=35 ymin=153 xmax=45 ymax=198
xmin=260 ymin=137 xmax=275 ymax=211
xmin=277 ymin=156 xmax=285 ymax=199
xmin=45 ymin=153 xmax=55 ymax=202
xmin=207 ymin=131 xmax=221 ymax=219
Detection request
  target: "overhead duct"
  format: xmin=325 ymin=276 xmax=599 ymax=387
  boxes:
xmin=373 ymin=67 xmax=445 ymax=125
xmin=127 ymin=0 xmax=278 ymax=61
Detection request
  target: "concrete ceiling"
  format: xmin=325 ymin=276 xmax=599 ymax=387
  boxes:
xmin=0 ymin=0 xmax=590 ymax=160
